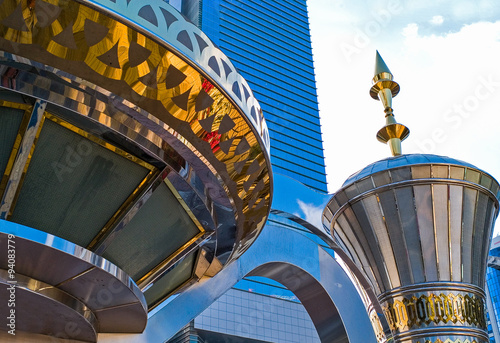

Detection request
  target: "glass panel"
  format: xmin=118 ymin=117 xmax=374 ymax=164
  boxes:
xmin=372 ymin=171 xmax=391 ymax=187
xmin=450 ymin=166 xmax=464 ymax=180
xmin=333 ymin=214 xmax=358 ymax=263
xmin=11 ymin=119 xmax=149 ymax=246
xmin=411 ymin=165 xmax=431 ymax=179
xmin=432 ymin=165 xmax=448 ymax=178
xmin=480 ymin=174 xmax=492 ymax=189
xmin=335 ymin=190 xmax=348 ymax=205
xmin=432 ymin=184 xmax=450 ymax=280
xmin=490 ymin=180 xmax=499 ymax=197
xmin=333 ymin=225 xmax=353 ymax=262
xmin=323 ymin=206 xmax=333 ymax=222
xmin=336 ymin=211 xmax=372 ymax=285
xmin=144 ymin=252 xmax=196 ymax=308
xmin=378 ymin=189 xmax=412 ymax=285
xmin=0 ymin=106 xmax=24 ymax=179
xmin=344 ymin=184 xmax=358 ymax=199
xmin=390 ymin=167 xmax=411 ymax=183
xmin=103 ymin=181 xmax=202 ymax=280
xmin=362 ymin=195 xmax=400 ymax=289
xmin=481 ymin=204 xmax=496 ymax=286
xmin=413 ymin=185 xmax=438 ymax=281
xmin=342 ymin=207 xmax=378 ymax=290
xmin=465 ymin=169 xmax=481 ymax=184
xmin=472 ymin=192 xmax=488 ymax=285
xmin=356 ymin=177 xmax=374 ymax=194
xmin=327 ymin=198 xmax=340 ymax=215
xmin=394 ymin=187 xmax=425 ymax=283
xmin=449 ymin=185 xmax=463 ymax=282
xmin=351 ymin=201 xmax=389 ymax=293
xmin=461 ymin=187 xmax=477 ymax=283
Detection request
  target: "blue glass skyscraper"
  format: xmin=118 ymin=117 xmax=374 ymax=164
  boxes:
xmin=173 ymin=0 xmax=327 ymax=192
xmin=167 ymin=0 xmax=329 ymax=342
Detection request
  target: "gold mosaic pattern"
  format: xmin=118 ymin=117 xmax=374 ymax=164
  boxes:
xmin=382 ymin=292 xmax=486 ymax=333
xmin=0 ymin=0 xmax=271 ymax=258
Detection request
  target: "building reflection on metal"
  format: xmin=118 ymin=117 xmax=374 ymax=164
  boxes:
xmin=271 ymin=174 xmax=389 ymax=343
xmin=0 ymin=0 xmax=271 ymax=341
xmin=98 ymin=206 xmax=380 ymax=343
xmin=323 ymin=52 xmax=500 ymax=343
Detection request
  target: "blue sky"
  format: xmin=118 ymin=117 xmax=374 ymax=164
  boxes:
xmin=308 ymin=0 xmax=500 ymax=234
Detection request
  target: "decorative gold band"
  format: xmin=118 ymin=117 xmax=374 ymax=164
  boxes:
xmin=382 ymin=292 xmax=486 ymax=333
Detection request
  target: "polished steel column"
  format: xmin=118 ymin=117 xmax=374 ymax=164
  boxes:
xmin=323 ymin=155 xmax=500 ymax=343
xmin=322 ymin=52 xmax=500 ymax=343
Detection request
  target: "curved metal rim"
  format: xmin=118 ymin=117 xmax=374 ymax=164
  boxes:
xmin=393 ymin=326 xmax=489 ymax=341
xmin=378 ymin=281 xmax=486 ymax=301
xmin=342 ymin=160 xmax=497 ymax=188
xmin=77 ymin=0 xmax=275 ymax=256
xmin=270 ymin=208 xmax=390 ymax=336
xmin=327 ymin=177 xmax=500 ymax=226
xmin=77 ymin=0 xmax=271 ymax=159
xmin=0 ymin=221 xmax=147 ymax=312
xmin=248 ymin=261 xmax=350 ymax=343
xmin=0 ymin=269 xmax=98 ymax=339
xmin=0 ymin=0 xmax=273 ymax=259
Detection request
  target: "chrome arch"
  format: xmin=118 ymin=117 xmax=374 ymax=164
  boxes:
xmin=99 ymin=223 xmax=379 ymax=343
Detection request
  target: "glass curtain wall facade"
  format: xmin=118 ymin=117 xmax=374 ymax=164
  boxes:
xmin=176 ymin=0 xmax=327 ymax=192
xmin=167 ymin=0 xmax=328 ymax=342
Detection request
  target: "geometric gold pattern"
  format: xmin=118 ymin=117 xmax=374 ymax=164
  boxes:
xmin=0 ymin=0 xmax=272 ymax=260
xmin=382 ymin=292 xmax=486 ymax=333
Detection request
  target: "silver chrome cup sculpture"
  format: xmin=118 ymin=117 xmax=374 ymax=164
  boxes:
xmin=322 ymin=53 xmax=500 ymax=343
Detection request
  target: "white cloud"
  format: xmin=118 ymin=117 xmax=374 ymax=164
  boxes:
xmin=309 ymin=0 xmax=500 ymax=239
xmin=402 ymin=23 xmax=419 ymax=38
xmin=429 ymin=15 xmax=444 ymax=25
xmin=296 ymin=199 xmax=324 ymax=230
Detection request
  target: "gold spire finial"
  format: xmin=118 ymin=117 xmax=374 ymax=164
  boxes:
xmin=370 ymin=51 xmax=409 ymax=156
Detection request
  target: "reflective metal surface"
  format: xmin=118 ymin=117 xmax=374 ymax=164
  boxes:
xmin=0 ymin=0 xmax=272 ymax=264
xmin=370 ymin=51 xmax=409 ymax=156
xmin=99 ymin=223 xmax=378 ymax=343
xmin=83 ymin=0 xmax=270 ymax=151
xmin=488 ymin=255 xmax=500 ymax=270
xmin=323 ymin=154 xmax=500 ymax=343
xmin=0 ymin=270 xmax=97 ymax=342
xmin=0 ymin=220 xmax=147 ymax=339
xmin=0 ymin=0 xmax=274 ymax=337
xmin=271 ymin=173 xmax=389 ymax=341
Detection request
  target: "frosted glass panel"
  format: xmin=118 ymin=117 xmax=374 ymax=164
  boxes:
xmin=0 ymin=107 xmax=24 ymax=180
xmin=12 ymin=119 xmax=149 ymax=246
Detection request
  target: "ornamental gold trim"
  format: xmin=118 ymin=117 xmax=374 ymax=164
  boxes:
xmin=0 ymin=0 xmax=272 ymax=259
xmin=382 ymin=292 xmax=486 ymax=333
